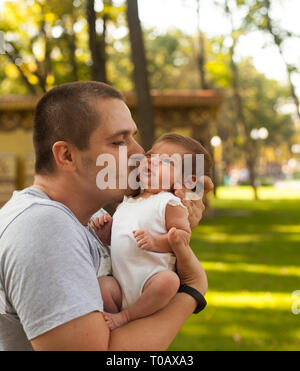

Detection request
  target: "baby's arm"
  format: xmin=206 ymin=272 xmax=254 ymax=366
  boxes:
xmin=133 ymin=204 xmax=191 ymax=253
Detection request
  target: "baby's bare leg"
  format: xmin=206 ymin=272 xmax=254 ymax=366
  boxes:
xmin=98 ymin=276 xmax=122 ymax=313
xmin=103 ymin=270 xmax=180 ymax=330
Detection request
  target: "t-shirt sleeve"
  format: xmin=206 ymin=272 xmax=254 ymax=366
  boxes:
xmin=3 ymin=205 xmax=103 ymax=340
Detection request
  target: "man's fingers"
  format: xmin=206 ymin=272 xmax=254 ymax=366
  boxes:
xmin=174 ymin=189 xmax=185 ymax=199
xmin=201 ymin=176 xmax=214 ymax=194
xmin=175 ymin=176 xmax=214 ymax=200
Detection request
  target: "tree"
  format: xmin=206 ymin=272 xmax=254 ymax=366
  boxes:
xmin=0 ymin=0 xmax=86 ymax=93
xmin=126 ymin=0 xmax=155 ymax=151
xmin=244 ymin=0 xmax=300 ymax=121
xmin=195 ymin=0 xmax=208 ymax=89
xmin=224 ymin=0 xmax=268 ymax=198
xmin=86 ymin=0 xmax=108 ymax=82
xmin=215 ymin=56 xmax=295 ymax=188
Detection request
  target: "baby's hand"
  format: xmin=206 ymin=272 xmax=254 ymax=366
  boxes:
xmin=91 ymin=214 xmax=113 ymax=246
xmin=133 ymin=229 xmax=156 ymax=252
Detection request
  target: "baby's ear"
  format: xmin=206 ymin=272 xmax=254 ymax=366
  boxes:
xmin=184 ymin=174 xmax=197 ymax=190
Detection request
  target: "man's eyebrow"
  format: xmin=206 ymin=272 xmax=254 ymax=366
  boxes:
xmin=106 ymin=129 xmax=138 ymax=140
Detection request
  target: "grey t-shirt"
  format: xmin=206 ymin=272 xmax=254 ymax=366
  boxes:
xmin=0 ymin=187 xmax=104 ymax=351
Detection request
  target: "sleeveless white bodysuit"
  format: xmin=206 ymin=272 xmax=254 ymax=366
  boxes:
xmin=111 ymin=191 xmax=188 ymax=310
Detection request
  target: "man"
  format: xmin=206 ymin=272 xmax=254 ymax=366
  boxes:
xmin=0 ymin=81 xmax=212 ymax=351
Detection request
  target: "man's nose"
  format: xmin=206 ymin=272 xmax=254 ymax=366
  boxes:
xmin=130 ymin=139 xmax=145 ymax=156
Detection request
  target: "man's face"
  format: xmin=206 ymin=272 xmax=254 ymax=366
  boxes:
xmin=76 ymin=98 xmax=144 ymax=204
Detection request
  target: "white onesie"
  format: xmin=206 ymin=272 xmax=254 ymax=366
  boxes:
xmin=111 ymin=191 xmax=188 ymax=310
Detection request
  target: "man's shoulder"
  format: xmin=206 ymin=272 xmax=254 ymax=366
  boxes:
xmin=0 ymin=188 xmax=82 ymax=241
xmin=0 ymin=189 xmax=100 ymax=274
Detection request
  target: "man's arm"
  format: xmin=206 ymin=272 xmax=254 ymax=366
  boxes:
xmin=31 ymin=293 xmax=201 ymax=351
xmin=31 ymin=178 xmax=212 ymax=351
xmin=31 ymin=226 xmax=208 ymax=351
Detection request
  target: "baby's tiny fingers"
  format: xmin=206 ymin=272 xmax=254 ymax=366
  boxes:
xmin=98 ymin=217 xmax=105 ymax=227
xmin=103 ymin=214 xmax=112 ymax=223
xmin=137 ymin=237 xmax=146 ymax=245
xmin=137 ymin=237 xmax=147 ymax=247
xmin=93 ymin=218 xmax=101 ymax=228
xmin=133 ymin=229 xmax=146 ymax=237
xmin=139 ymin=242 xmax=148 ymax=249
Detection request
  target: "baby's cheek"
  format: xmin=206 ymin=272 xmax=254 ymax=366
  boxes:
xmin=173 ymin=168 xmax=183 ymax=187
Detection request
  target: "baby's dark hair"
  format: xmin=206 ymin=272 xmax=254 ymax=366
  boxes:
xmin=153 ymin=133 xmax=212 ymax=178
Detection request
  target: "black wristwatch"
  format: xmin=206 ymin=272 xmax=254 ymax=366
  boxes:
xmin=178 ymin=284 xmax=207 ymax=314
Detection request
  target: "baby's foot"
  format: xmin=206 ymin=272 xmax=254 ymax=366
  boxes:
xmin=103 ymin=311 xmax=130 ymax=330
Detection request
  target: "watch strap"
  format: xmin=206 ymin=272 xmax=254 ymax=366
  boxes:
xmin=178 ymin=284 xmax=207 ymax=313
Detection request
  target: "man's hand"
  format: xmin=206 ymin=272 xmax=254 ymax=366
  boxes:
xmin=174 ymin=175 xmax=214 ymax=229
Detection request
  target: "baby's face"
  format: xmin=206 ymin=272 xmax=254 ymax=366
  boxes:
xmin=139 ymin=141 xmax=189 ymax=192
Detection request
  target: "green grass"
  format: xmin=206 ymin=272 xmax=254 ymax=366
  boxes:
xmin=169 ymin=186 xmax=300 ymax=351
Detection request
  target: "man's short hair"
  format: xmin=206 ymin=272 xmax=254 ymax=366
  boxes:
xmin=33 ymin=81 xmax=124 ymax=174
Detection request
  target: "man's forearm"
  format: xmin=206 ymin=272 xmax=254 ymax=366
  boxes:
xmin=30 ymin=255 xmax=207 ymax=351
xmin=108 ymin=258 xmax=207 ymax=351
xmin=108 ymin=292 xmax=198 ymax=351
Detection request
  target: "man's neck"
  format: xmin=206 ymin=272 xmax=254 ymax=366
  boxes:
xmin=33 ymin=174 xmax=102 ymax=226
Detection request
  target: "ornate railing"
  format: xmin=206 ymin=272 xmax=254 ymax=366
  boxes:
xmin=0 ymin=90 xmax=224 ymax=205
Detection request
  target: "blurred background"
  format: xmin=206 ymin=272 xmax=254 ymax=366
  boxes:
xmin=0 ymin=0 xmax=299 ymax=350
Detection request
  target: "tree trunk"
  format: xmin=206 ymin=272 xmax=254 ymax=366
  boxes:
xmin=230 ymin=44 xmax=258 ymax=199
xmin=87 ymin=0 xmax=107 ymax=83
xmin=246 ymin=157 xmax=258 ymax=200
xmin=67 ymin=14 xmax=79 ymax=81
xmin=226 ymin=0 xmax=258 ymax=199
xmin=196 ymin=0 xmax=208 ymax=89
xmin=126 ymin=0 xmax=155 ymax=151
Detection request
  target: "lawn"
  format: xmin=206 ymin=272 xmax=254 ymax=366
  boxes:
xmin=169 ymin=186 xmax=300 ymax=351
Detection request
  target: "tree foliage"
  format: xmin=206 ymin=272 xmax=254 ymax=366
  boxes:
xmin=0 ymin=0 xmax=296 ymax=175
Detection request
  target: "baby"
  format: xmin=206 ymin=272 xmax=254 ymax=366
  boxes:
xmin=91 ymin=133 xmax=212 ymax=330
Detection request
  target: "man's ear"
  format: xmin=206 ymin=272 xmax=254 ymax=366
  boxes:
xmin=52 ymin=141 xmax=77 ymax=173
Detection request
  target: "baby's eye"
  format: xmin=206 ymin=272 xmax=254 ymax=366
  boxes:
xmin=161 ymin=158 xmax=172 ymax=164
